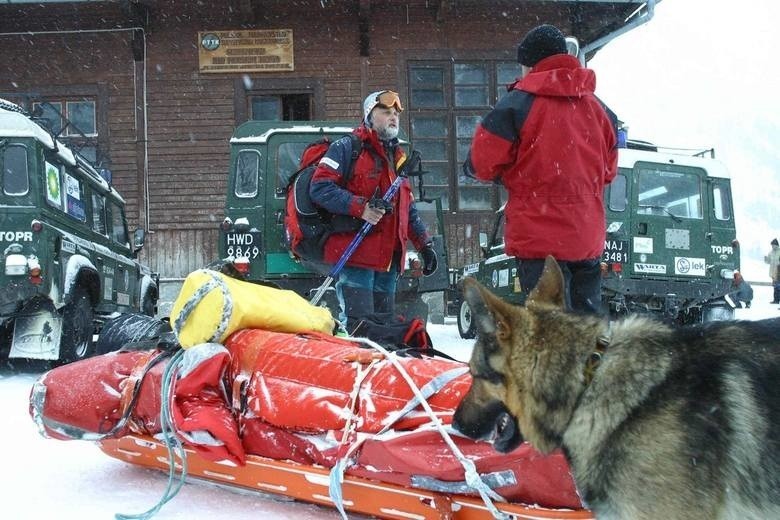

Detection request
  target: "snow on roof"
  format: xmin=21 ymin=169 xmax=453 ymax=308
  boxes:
xmin=0 ymin=101 xmax=55 ymax=148
xmin=618 ymin=147 xmax=731 ymax=179
xmin=230 ymin=125 xmax=356 ymax=144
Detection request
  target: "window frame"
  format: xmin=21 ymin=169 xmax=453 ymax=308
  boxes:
xmin=108 ymin=200 xmax=130 ymax=248
xmin=7 ymin=84 xmax=109 ymax=169
xmin=234 ymin=77 xmax=325 ymax=124
xmin=2 ymin=143 xmax=30 ymax=196
xmin=234 ymin=149 xmax=262 ymax=198
xmin=403 ymin=53 xmax=519 ymax=212
xmin=91 ymin=191 xmax=108 ymax=237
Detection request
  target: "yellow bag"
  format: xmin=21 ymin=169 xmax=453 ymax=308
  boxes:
xmin=170 ymin=269 xmax=334 ymax=348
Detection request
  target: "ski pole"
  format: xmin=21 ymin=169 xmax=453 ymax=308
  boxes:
xmin=310 ymin=151 xmax=420 ymax=306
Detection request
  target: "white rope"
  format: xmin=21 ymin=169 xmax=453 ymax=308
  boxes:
xmin=341 ymin=337 xmax=511 ymax=520
xmin=328 ymin=358 xmax=379 ymax=519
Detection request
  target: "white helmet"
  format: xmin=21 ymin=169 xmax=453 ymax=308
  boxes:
xmin=363 ymin=90 xmax=403 ymax=126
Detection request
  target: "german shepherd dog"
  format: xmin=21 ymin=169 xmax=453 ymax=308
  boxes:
xmin=453 ymin=256 xmax=780 ymax=519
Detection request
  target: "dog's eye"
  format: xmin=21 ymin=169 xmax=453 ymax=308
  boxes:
xmin=471 ymin=350 xmax=505 ymax=384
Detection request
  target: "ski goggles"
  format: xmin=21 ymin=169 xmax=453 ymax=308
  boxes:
xmin=374 ymin=90 xmax=404 ymax=112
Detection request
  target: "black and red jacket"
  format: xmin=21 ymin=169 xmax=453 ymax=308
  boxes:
xmin=310 ymin=124 xmax=429 ymax=271
xmin=466 ymin=53 xmax=618 ymax=261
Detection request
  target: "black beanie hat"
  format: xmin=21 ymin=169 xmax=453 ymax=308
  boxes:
xmin=517 ymin=24 xmax=567 ymax=67
xmin=772 ymin=238 xmax=779 ymax=246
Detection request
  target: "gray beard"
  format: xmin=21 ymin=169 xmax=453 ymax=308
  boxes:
xmin=377 ymin=125 xmax=399 ymax=141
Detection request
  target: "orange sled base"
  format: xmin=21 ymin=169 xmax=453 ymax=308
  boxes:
xmin=100 ymin=434 xmax=593 ymax=520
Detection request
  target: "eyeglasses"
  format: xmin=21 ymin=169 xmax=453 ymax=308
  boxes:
xmin=375 ymin=90 xmax=404 ymax=112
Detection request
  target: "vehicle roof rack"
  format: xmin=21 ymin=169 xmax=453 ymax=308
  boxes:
xmin=625 ymin=139 xmax=715 ymax=159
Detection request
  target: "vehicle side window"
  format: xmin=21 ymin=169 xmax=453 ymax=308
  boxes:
xmin=607 ymin=172 xmax=627 ymax=212
xmin=2 ymin=144 xmax=29 ymax=196
xmin=235 ymin=150 xmax=261 ymax=198
xmin=45 ymin=161 xmax=63 ymax=209
xmin=276 ymin=142 xmax=307 ymax=195
xmin=109 ymin=201 xmax=129 ymax=247
xmin=64 ymin=171 xmax=86 ymax=222
xmin=91 ymin=192 xmax=107 ymax=235
xmin=712 ymin=183 xmax=732 ymax=221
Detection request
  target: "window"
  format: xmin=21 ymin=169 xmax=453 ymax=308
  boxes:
xmin=250 ymin=94 xmax=311 ymax=120
xmin=33 ymin=98 xmax=98 ymax=164
xmin=608 ymin=173 xmax=627 ymax=212
xmin=45 ymin=161 xmax=63 ymax=209
xmin=276 ymin=142 xmax=309 ymax=196
xmin=91 ymin=192 xmax=107 ymax=235
xmin=408 ymin=60 xmax=519 ymax=210
xmin=2 ymin=144 xmax=29 ymax=196
xmin=64 ymin=172 xmax=86 ymax=222
xmin=109 ymin=201 xmax=129 ymax=247
xmin=636 ymin=168 xmax=703 ymax=219
xmin=235 ymin=150 xmax=262 ymax=198
xmin=713 ymin=183 xmax=732 ymax=221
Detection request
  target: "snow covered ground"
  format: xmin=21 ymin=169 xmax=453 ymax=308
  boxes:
xmin=1 ymin=286 xmax=776 ymax=520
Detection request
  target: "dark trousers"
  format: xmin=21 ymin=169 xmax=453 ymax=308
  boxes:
xmin=516 ymin=257 xmax=602 ymax=314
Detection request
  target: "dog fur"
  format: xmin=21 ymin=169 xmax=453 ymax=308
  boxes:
xmin=452 ymin=256 xmax=780 ymax=519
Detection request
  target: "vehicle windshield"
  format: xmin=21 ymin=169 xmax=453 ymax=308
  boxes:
xmin=636 ymin=167 xmax=703 ymax=219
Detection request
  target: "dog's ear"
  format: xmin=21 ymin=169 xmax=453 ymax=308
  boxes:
xmin=463 ymin=277 xmax=513 ymax=340
xmin=526 ymin=256 xmax=565 ymax=310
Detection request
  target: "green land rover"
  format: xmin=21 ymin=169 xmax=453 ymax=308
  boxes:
xmin=0 ymin=99 xmax=158 ymax=364
xmin=455 ymin=142 xmax=739 ymax=338
xmin=217 ymin=120 xmax=450 ymax=321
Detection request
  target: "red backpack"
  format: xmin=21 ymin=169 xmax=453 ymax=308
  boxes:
xmin=284 ymin=134 xmax=366 ymax=262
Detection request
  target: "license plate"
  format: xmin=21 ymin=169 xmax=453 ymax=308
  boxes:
xmin=602 ymin=239 xmax=629 ymax=263
xmin=224 ymin=231 xmax=262 ymax=259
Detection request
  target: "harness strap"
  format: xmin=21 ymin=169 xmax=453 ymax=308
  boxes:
xmin=328 ymin=357 xmax=380 ymax=519
xmin=115 ymin=348 xmax=188 ymax=520
xmin=377 ymin=366 xmax=468 ymax=435
xmin=172 ymin=269 xmax=233 ymax=344
xmin=341 ymin=336 xmax=512 ymax=520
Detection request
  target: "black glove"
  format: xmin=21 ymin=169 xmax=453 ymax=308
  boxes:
xmin=368 ymin=197 xmax=393 ymax=214
xmin=420 ymin=244 xmax=438 ymax=276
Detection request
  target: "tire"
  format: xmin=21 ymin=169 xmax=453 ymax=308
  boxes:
xmin=457 ymin=299 xmax=476 ymax=339
xmin=141 ymin=292 xmax=156 ymax=317
xmin=702 ymin=304 xmax=735 ymax=323
xmin=58 ymin=287 xmax=95 ymax=364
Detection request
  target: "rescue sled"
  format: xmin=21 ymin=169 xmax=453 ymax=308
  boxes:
xmin=30 ymin=272 xmax=593 ymax=519
xmin=99 ymin=434 xmax=593 ymax=520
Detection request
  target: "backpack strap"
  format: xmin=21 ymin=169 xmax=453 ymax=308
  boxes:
xmin=344 ymin=133 xmax=382 ymax=184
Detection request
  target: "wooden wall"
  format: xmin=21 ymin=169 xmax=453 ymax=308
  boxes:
xmin=0 ymin=0 xmax=636 ymax=277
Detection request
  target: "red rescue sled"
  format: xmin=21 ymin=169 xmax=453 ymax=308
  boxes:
xmin=32 ymin=328 xmax=593 ymax=519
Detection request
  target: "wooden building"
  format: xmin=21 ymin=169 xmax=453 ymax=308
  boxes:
xmin=0 ymin=0 xmax=654 ymax=278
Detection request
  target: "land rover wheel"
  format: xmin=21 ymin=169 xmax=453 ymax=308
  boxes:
xmin=59 ymin=287 xmax=95 ymax=364
xmin=457 ymin=300 xmax=476 ymax=339
xmin=141 ymin=292 xmax=156 ymax=317
xmin=702 ymin=303 xmax=735 ymax=323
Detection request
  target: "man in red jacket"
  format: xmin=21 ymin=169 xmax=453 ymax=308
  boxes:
xmin=464 ymin=24 xmax=618 ymax=314
xmin=310 ymin=90 xmax=436 ymax=328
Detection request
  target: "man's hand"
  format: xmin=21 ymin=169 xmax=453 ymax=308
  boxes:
xmin=420 ymin=244 xmax=438 ymax=276
xmin=361 ymin=204 xmax=385 ymax=225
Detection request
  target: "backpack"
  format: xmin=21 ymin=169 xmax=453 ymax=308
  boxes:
xmin=349 ymin=312 xmax=453 ymax=360
xmin=284 ymin=134 xmax=367 ymax=262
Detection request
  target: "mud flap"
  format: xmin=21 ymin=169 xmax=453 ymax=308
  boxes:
xmin=9 ymin=304 xmax=63 ymax=360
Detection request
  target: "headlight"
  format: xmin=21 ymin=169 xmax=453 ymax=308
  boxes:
xmin=5 ymin=254 xmax=27 ymax=276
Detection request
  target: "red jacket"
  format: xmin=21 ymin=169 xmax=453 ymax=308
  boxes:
xmin=310 ymin=125 xmax=429 ymax=271
xmin=468 ymin=54 xmax=618 ymax=261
